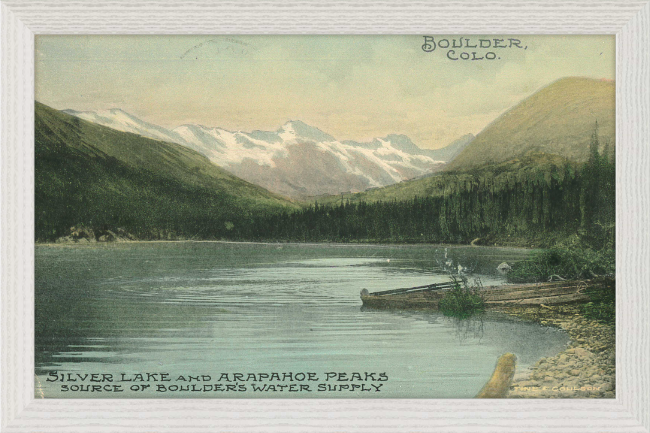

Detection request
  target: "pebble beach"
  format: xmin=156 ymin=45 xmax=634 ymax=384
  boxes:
xmin=495 ymin=304 xmax=616 ymax=399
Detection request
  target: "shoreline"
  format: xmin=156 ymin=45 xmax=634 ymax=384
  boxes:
xmin=360 ymin=281 xmax=615 ymax=399
xmin=35 ymin=239 xmax=535 ymax=251
xmin=495 ymin=303 xmax=615 ymax=398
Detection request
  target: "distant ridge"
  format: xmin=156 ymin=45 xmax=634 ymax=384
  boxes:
xmin=63 ymin=108 xmax=473 ymax=199
xmin=446 ymin=77 xmax=615 ymax=172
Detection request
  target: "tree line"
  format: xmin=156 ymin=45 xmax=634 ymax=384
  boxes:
xmin=37 ymin=123 xmax=615 ymax=250
xmin=232 ymin=134 xmax=615 ymax=250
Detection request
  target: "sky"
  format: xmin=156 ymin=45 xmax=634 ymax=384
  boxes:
xmin=35 ymin=35 xmax=615 ymax=149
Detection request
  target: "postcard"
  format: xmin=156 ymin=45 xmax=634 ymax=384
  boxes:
xmin=34 ymin=35 xmax=615 ymax=399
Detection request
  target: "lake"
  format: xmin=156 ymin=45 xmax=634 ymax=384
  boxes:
xmin=35 ymin=242 xmax=569 ymax=398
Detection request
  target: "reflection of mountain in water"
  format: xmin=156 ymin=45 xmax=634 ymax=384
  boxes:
xmin=36 ymin=284 xmax=214 ymax=370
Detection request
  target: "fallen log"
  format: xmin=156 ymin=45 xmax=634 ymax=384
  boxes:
xmin=360 ymin=278 xmax=612 ymax=310
xmin=476 ymin=353 xmax=517 ymax=398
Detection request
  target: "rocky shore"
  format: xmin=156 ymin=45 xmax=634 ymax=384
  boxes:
xmin=54 ymin=225 xmax=138 ymax=244
xmin=494 ymin=304 xmax=615 ymax=398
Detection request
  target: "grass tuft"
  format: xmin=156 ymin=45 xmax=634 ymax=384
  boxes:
xmin=438 ymin=277 xmax=485 ymax=320
xmin=507 ymin=248 xmax=614 ymax=283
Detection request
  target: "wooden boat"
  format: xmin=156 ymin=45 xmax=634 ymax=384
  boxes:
xmin=360 ymin=277 xmax=613 ymax=310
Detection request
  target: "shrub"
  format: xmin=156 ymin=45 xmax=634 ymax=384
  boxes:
xmin=438 ymin=277 xmax=485 ymax=319
xmin=581 ymin=277 xmax=615 ymax=324
xmin=581 ymin=301 xmax=615 ymax=324
xmin=507 ymin=248 xmax=614 ymax=283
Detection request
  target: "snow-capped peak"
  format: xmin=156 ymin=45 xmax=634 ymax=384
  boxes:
xmin=278 ymin=120 xmax=335 ymax=143
xmin=63 ymin=108 xmax=471 ymax=199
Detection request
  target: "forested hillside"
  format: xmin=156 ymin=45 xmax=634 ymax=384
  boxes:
xmin=245 ymin=131 xmax=614 ymax=249
xmin=36 ymin=100 xmax=615 ymax=251
xmin=35 ymin=102 xmax=296 ymax=242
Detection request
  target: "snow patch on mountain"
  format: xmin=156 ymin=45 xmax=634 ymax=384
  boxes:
xmin=63 ymin=108 xmax=474 ymax=198
xmin=63 ymin=108 xmax=186 ymax=145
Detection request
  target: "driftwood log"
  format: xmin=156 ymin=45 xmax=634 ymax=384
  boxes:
xmin=360 ymin=277 xmax=612 ymax=310
xmin=475 ymin=353 xmax=517 ymax=398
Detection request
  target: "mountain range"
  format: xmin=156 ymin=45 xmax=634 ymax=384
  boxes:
xmin=316 ymin=77 xmax=616 ymax=205
xmin=63 ymin=108 xmax=474 ymax=199
xmin=36 ymin=76 xmax=616 ymax=244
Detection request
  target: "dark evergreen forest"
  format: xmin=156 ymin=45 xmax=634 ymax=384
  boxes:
xmin=37 ymin=114 xmax=615 ymax=250
xmin=233 ymin=131 xmax=615 ymax=250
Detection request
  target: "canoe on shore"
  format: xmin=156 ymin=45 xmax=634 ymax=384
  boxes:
xmin=360 ymin=277 xmax=613 ymax=310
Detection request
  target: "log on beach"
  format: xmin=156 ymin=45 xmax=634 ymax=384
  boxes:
xmin=476 ymin=353 xmax=517 ymax=398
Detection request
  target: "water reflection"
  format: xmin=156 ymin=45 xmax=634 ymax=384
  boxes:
xmin=359 ymin=308 xmax=486 ymax=344
xmin=447 ymin=315 xmax=485 ymax=343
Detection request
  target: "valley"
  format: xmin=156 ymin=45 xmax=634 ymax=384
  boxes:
xmin=37 ymin=77 xmax=615 ymax=252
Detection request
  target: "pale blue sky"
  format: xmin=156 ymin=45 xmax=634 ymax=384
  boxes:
xmin=36 ymin=35 xmax=614 ymax=149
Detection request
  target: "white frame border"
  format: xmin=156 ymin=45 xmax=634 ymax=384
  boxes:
xmin=2 ymin=1 xmax=649 ymax=432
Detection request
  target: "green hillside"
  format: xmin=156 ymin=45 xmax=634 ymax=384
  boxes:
xmin=259 ymin=150 xmax=614 ymax=249
xmin=446 ymin=77 xmax=615 ymax=171
xmin=291 ymin=119 xmax=615 ymax=249
xmin=311 ymin=153 xmax=573 ymax=206
xmin=35 ymin=102 xmax=297 ymax=242
xmin=261 ymin=77 xmax=616 ymax=249
xmin=308 ymin=78 xmax=614 ymax=207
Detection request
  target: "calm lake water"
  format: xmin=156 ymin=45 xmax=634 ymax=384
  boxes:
xmin=35 ymin=242 xmax=569 ymax=398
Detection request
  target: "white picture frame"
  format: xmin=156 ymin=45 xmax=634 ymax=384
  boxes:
xmin=1 ymin=0 xmax=649 ymax=431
